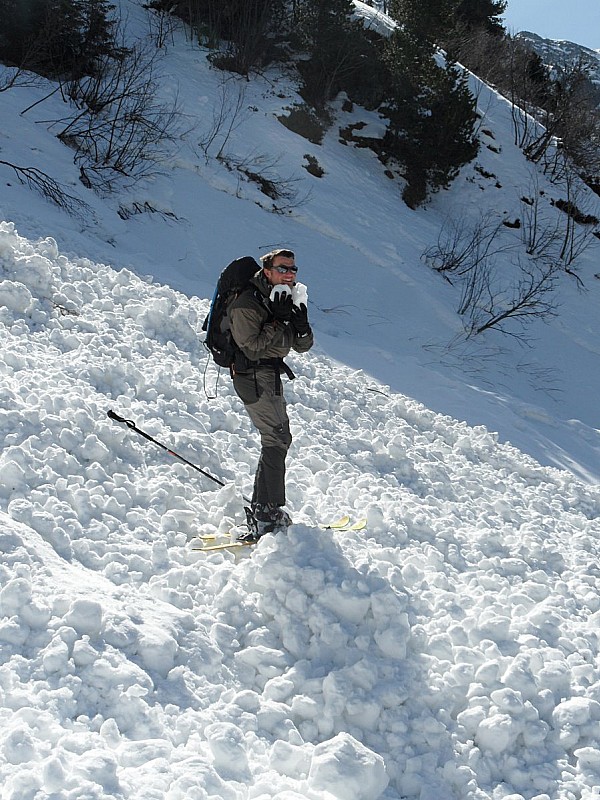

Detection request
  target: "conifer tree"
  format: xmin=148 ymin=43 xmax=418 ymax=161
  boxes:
xmin=390 ymin=0 xmax=459 ymax=44
xmin=382 ymin=5 xmax=479 ymax=206
xmin=0 ymin=0 xmax=116 ymax=78
xmin=292 ymin=0 xmax=368 ymax=109
xmin=455 ymin=0 xmax=506 ymax=35
xmin=171 ymin=0 xmax=285 ymax=74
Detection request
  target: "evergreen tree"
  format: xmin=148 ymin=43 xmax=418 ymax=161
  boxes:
xmin=169 ymin=0 xmax=286 ymax=74
xmin=292 ymin=0 xmax=370 ymax=110
xmin=389 ymin=0 xmax=460 ymax=44
xmin=455 ymin=0 xmax=506 ymax=36
xmin=382 ymin=26 xmax=479 ymax=206
xmin=0 ymin=0 xmax=46 ymax=67
xmin=0 ymin=0 xmax=115 ymax=78
xmin=80 ymin=0 xmax=118 ymax=66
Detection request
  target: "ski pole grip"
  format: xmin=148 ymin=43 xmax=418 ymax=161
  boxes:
xmin=107 ymin=409 xmax=135 ymax=428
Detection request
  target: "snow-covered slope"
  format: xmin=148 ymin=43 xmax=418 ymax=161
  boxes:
xmin=2 ymin=221 xmax=600 ymax=800
xmin=1 ymin=2 xmax=600 ymax=482
xmin=2 ymin=2 xmax=600 ymax=798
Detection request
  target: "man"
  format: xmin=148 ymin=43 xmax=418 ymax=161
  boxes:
xmin=228 ymin=248 xmax=313 ymax=541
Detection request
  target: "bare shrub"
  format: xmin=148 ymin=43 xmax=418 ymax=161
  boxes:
xmin=423 ymin=213 xmax=510 ymax=280
xmin=198 ymin=78 xmax=248 ymax=160
xmin=424 ymin=194 xmax=596 ymax=342
xmin=520 ymin=168 xmax=597 ymax=278
xmin=0 ymin=159 xmax=89 ymax=218
xmin=49 ymin=40 xmax=183 ymax=190
xmin=460 ymin=255 xmax=560 ymax=339
xmin=169 ymin=0 xmax=285 ymax=75
xmin=221 ymin=151 xmax=309 ymax=214
xmin=0 ymin=64 xmax=45 ymax=92
xmin=144 ymin=3 xmax=182 ymax=48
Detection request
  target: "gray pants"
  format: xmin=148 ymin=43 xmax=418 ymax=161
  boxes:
xmin=233 ymin=367 xmax=292 ymax=506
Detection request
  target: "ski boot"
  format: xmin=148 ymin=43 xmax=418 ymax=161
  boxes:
xmin=239 ymin=503 xmax=292 ymax=543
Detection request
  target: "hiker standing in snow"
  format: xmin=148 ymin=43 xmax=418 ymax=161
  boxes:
xmin=228 ymin=248 xmax=313 ymax=541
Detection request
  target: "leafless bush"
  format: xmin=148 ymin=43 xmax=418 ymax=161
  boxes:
xmin=194 ymin=76 xmax=308 ymax=213
xmin=520 ymin=169 xmax=597 ymax=278
xmin=520 ymin=193 xmax=560 ymax=259
xmin=443 ymin=24 xmax=512 ymax=87
xmin=450 ymin=31 xmax=560 ymax=166
xmin=424 ymin=200 xmax=593 ymax=341
xmin=449 ymin=28 xmax=600 ymax=185
xmin=460 ymin=255 xmax=560 ymax=339
xmin=0 ymin=64 xmax=45 ymax=92
xmin=117 ymin=200 xmax=179 ymax=220
xmin=44 ymin=40 xmax=183 ymax=190
xmin=505 ymin=51 xmax=600 ymax=184
xmin=0 ymin=159 xmax=89 ymax=218
xmin=423 ymin=213 xmax=510 ymax=279
xmin=206 ymin=5 xmax=278 ymax=76
xmin=552 ymin=164 xmax=599 ymax=274
xmin=198 ymin=78 xmax=248 ymax=160
xmin=144 ymin=3 xmax=181 ymax=48
xmin=171 ymin=0 xmax=284 ymax=75
xmin=221 ymin=151 xmax=310 ymax=214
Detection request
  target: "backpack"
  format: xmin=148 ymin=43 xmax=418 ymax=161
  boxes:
xmin=203 ymin=256 xmax=261 ymax=368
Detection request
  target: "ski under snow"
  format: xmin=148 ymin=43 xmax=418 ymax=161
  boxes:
xmin=191 ymin=515 xmax=367 ymax=552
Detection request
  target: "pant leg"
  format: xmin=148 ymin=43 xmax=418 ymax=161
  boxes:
xmin=233 ymin=369 xmax=292 ymax=506
xmin=252 ymin=446 xmax=288 ymax=506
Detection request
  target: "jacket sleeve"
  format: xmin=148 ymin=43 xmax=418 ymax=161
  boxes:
xmin=229 ymin=304 xmax=295 ymax=362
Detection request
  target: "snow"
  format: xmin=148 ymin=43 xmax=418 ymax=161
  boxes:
xmin=1 ymin=1 xmax=600 ymax=798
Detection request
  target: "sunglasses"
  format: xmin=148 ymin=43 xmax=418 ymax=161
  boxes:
xmin=271 ymin=265 xmax=298 ymax=274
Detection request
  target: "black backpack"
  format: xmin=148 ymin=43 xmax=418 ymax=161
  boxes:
xmin=203 ymin=256 xmax=261 ymax=368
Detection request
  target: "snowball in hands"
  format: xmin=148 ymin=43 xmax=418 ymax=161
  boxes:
xmin=269 ymin=283 xmax=308 ymax=307
xmin=292 ymin=282 xmax=308 ymax=307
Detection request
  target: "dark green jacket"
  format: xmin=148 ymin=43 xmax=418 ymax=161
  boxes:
xmin=229 ymin=271 xmax=313 ymax=366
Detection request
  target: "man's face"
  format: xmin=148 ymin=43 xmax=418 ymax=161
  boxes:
xmin=265 ymin=255 xmax=297 ymax=287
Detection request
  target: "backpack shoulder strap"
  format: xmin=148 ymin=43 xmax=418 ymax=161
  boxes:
xmin=230 ymin=284 xmax=271 ymax=315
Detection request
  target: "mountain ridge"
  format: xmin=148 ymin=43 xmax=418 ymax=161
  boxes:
xmin=516 ymin=30 xmax=600 ymax=92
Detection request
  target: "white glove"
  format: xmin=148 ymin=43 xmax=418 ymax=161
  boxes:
xmin=291 ymin=282 xmax=308 ymax=308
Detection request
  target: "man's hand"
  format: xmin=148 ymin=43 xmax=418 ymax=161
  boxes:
xmin=271 ymin=290 xmax=293 ymax=323
xmin=291 ymin=303 xmax=311 ymax=336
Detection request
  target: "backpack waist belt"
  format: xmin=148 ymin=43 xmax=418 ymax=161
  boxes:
xmin=257 ymin=357 xmax=296 ymax=380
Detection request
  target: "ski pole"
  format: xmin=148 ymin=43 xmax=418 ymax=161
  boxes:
xmin=107 ymin=409 xmax=250 ymax=501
